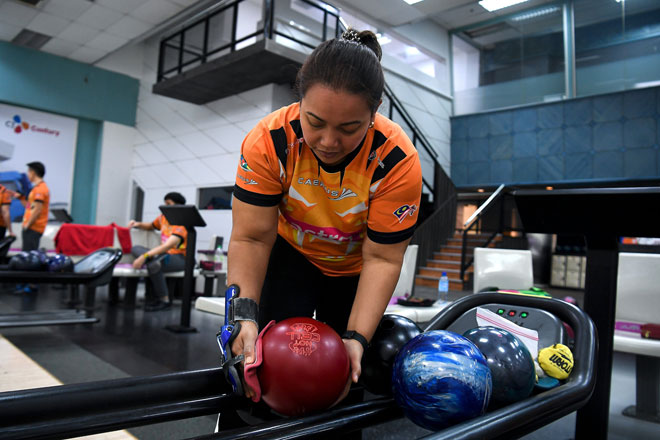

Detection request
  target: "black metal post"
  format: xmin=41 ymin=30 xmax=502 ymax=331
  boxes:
xmin=322 ymin=12 xmax=327 ymax=41
xmin=157 ymin=38 xmax=165 ymax=81
xmin=231 ymin=4 xmax=239 ymax=52
xmin=167 ymin=227 xmax=198 ymax=333
xmin=178 ymin=32 xmax=185 ymax=74
xmin=263 ymin=0 xmax=274 ymax=39
xmin=575 ymin=234 xmax=619 ymax=439
xmin=202 ymin=17 xmax=210 ymax=62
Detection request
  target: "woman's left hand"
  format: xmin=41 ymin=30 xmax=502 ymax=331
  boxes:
xmin=333 ymin=338 xmax=364 ymax=406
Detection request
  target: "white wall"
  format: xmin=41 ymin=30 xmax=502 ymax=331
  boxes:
xmin=98 ymin=34 xmax=295 ymax=250
xmin=392 ymin=18 xmax=451 ymax=97
xmin=96 ymin=121 xmax=136 ymax=226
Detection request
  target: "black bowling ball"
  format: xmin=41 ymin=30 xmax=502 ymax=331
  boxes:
xmin=8 ymin=252 xmax=31 ymax=270
xmin=361 ymin=314 xmax=421 ymax=396
xmin=28 ymin=250 xmax=48 ymax=269
xmin=463 ymin=326 xmax=536 ymax=407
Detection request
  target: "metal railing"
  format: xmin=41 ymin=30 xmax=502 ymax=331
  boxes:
xmin=157 ymin=0 xmax=342 ymax=82
xmin=459 ymin=184 xmax=507 ymax=280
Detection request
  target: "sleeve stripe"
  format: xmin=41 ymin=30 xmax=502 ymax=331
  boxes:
xmin=233 ymin=185 xmax=282 ymax=207
xmin=370 ymin=146 xmax=406 ymax=184
xmin=367 ymin=224 xmax=416 ymax=244
xmin=270 ymin=127 xmax=289 ymax=168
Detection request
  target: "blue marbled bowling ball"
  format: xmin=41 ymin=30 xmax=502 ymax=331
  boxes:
xmin=392 ymin=330 xmax=492 ymax=431
xmin=463 ymin=326 xmax=535 ymax=406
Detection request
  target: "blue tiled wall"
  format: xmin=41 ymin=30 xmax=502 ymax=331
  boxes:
xmin=450 ymin=86 xmax=660 ymax=186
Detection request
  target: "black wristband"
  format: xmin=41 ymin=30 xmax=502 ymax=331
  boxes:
xmin=228 ymin=297 xmax=258 ymax=328
xmin=342 ymin=330 xmax=369 ymax=352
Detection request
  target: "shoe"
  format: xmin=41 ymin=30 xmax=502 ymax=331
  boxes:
xmin=144 ymin=299 xmax=171 ymax=312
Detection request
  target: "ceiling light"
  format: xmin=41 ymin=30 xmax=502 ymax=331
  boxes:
xmin=545 ymin=186 xmax=554 ymax=191
xmin=405 ymin=46 xmax=421 ymax=56
xmin=403 ymin=0 xmax=424 ymax=4
xmin=511 ymin=6 xmax=560 ymax=21
xmin=477 ymin=188 xmax=485 ymax=193
xmin=479 ymin=0 xmax=529 ymax=12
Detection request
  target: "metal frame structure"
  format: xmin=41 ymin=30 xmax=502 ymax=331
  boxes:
xmin=0 ymin=292 xmax=596 ymax=440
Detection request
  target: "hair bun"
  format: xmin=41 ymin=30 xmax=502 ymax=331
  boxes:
xmin=340 ymin=28 xmax=382 ymax=61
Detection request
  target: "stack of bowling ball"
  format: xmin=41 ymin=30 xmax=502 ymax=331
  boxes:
xmin=362 ymin=315 xmax=546 ymax=432
xmin=243 ymin=313 xmax=572 ymax=433
xmin=9 ymin=250 xmax=73 ymax=272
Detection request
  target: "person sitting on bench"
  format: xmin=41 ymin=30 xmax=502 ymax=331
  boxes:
xmin=128 ymin=192 xmax=188 ymax=312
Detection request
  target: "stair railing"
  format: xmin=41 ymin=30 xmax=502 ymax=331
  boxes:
xmin=460 ymin=184 xmax=506 ymax=280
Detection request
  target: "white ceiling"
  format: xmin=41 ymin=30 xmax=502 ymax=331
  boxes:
xmin=0 ymin=0 xmax=203 ymax=64
xmin=331 ymin=0 xmax=561 ymax=29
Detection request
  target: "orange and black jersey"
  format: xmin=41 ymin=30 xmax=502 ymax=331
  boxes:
xmin=152 ymin=214 xmax=187 ymax=256
xmin=234 ymin=102 xmax=422 ymax=277
xmin=0 ymin=185 xmax=11 ymax=228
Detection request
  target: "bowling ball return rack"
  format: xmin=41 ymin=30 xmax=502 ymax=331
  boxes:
xmin=0 ymin=292 xmax=596 ymax=440
xmin=0 ymin=248 xmax=122 ymax=328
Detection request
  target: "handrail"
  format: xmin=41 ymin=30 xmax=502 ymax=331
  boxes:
xmin=460 ymin=184 xmax=508 ymax=281
xmin=464 ymin=183 xmax=505 ymax=228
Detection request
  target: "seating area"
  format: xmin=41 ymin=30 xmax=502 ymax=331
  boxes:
xmin=6 ymin=222 xmax=225 ymax=306
xmin=613 ymin=252 xmax=660 ymax=423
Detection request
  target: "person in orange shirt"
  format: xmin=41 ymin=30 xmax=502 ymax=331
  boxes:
xmin=16 ymin=162 xmax=50 ymax=251
xmin=128 ymin=192 xmax=188 ymax=312
xmin=0 ymin=183 xmax=14 ymax=238
xmin=227 ymin=28 xmax=423 ymax=407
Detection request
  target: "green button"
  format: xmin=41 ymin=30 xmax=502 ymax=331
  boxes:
xmin=521 ymin=312 xmax=528 ymax=318
xmin=497 ymin=309 xmax=505 ymax=315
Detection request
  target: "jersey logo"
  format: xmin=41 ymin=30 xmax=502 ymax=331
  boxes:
xmin=297 ymin=178 xmax=357 ymax=201
xmin=368 ymin=151 xmax=385 ymax=169
xmin=329 ymin=188 xmax=357 ymax=201
xmin=238 ymin=174 xmax=258 ymax=185
xmin=393 ymin=204 xmax=417 ymax=223
xmin=240 ymin=155 xmax=253 ymax=172
xmin=286 ymin=322 xmax=320 ymax=356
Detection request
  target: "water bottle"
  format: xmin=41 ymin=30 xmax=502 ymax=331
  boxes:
xmin=214 ymin=244 xmax=224 ymax=270
xmin=438 ymin=272 xmax=449 ymax=302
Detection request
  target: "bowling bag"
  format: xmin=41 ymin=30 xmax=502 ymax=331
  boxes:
xmin=243 ymin=320 xmax=276 ymax=402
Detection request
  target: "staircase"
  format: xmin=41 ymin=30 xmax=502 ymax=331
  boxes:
xmin=415 ymin=231 xmax=502 ymax=291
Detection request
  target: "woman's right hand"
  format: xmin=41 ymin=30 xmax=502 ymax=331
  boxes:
xmin=230 ymin=320 xmax=259 ymax=399
xmin=127 ymin=220 xmax=138 ymax=228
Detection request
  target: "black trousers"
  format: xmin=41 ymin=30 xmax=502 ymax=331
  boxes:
xmin=22 ymin=228 xmax=42 ymax=252
xmin=258 ymin=235 xmax=360 ymax=336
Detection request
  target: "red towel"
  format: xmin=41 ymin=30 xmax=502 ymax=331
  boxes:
xmin=55 ymin=224 xmax=115 ymax=255
xmin=112 ymin=223 xmax=133 ymax=254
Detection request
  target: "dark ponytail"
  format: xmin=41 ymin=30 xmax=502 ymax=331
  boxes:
xmin=296 ymin=28 xmax=384 ymax=113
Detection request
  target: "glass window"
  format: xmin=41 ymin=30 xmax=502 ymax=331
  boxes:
xmin=574 ymin=0 xmax=660 ymax=96
xmin=198 ymin=186 xmax=234 ymax=210
xmin=452 ymin=4 xmax=564 ymax=114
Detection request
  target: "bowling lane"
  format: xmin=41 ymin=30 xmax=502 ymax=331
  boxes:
xmin=0 ymin=334 xmax=136 ymax=440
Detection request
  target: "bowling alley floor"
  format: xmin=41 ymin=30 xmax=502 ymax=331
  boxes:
xmin=0 ymin=282 xmax=658 ymax=440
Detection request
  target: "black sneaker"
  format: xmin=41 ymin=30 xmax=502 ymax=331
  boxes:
xmin=144 ymin=299 xmax=171 ymax=312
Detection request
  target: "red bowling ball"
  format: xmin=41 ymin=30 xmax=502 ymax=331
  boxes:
xmin=258 ymin=317 xmax=350 ymax=417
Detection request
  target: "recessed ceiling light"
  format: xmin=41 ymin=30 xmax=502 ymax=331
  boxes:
xmin=479 ymin=0 xmax=529 ymax=12
xmin=477 ymin=188 xmax=485 ymax=193
xmin=511 ymin=6 xmax=561 ymax=22
xmin=403 ymin=0 xmax=424 ymax=5
xmin=545 ymin=186 xmax=554 ymax=191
